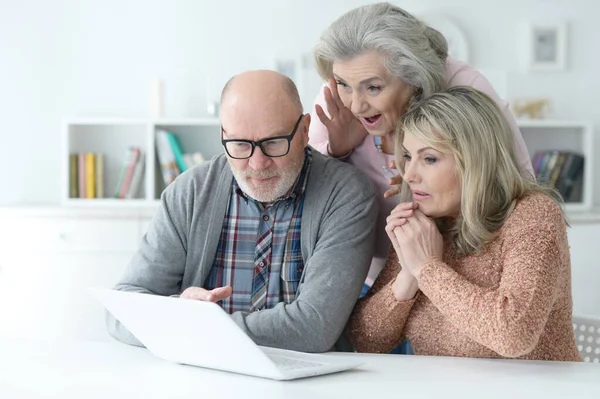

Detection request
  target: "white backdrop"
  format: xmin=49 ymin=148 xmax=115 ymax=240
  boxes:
xmin=0 ymin=0 xmax=598 ymax=204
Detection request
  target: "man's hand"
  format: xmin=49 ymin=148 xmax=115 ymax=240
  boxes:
xmin=180 ymin=286 xmax=233 ymax=302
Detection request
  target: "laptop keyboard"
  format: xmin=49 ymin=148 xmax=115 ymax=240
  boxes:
xmin=268 ymin=355 xmax=325 ymax=371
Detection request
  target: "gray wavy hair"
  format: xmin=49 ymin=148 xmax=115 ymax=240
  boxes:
xmin=314 ymin=2 xmax=449 ymax=103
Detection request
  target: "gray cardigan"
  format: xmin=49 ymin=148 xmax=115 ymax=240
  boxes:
xmin=107 ymin=149 xmax=378 ymax=353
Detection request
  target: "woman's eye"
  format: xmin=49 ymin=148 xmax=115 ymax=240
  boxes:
xmin=335 ymin=80 xmax=348 ymax=88
xmin=367 ymin=85 xmax=381 ymax=93
xmin=424 ymin=156 xmax=437 ymax=164
xmin=402 ymin=153 xmax=411 ymax=161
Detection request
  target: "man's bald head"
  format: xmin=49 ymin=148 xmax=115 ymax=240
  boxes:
xmin=220 ymin=70 xmax=303 ymax=117
xmin=219 ymin=70 xmax=311 ymax=203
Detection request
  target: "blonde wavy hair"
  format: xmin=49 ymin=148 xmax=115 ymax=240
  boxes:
xmin=395 ymin=86 xmax=565 ymax=256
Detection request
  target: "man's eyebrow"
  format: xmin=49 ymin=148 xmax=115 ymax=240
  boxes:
xmin=221 ymin=128 xmax=289 ymax=140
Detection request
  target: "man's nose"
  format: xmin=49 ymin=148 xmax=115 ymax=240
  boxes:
xmin=248 ymin=146 xmax=272 ymax=170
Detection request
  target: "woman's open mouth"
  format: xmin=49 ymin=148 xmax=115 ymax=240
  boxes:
xmin=361 ymin=114 xmax=382 ymax=128
xmin=412 ymin=190 xmax=431 ymax=200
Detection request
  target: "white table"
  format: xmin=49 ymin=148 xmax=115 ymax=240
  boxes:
xmin=1 ymin=339 xmax=598 ymax=399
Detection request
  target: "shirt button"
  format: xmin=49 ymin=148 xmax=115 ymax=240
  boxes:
xmin=263 ymin=215 xmax=269 ymax=221
xmin=259 ymin=261 xmax=265 ymax=267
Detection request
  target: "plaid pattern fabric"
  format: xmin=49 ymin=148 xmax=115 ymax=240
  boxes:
xmin=204 ymin=148 xmax=311 ymax=313
xmin=250 ymin=224 xmax=273 ymax=311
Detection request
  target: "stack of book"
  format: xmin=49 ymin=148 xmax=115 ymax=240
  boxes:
xmin=533 ymin=150 xmax=585 ymax=202
xmin=113 ymin=147 xmax=145 ymax=199
xmin=69 ymin=153 xmax=104 ymax=199
xmin=155 ymin=130 xmax=205 ymax=186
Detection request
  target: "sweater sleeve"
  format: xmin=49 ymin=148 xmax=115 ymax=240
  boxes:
xmin=417 ymin=197 xmax=566 ymax=358
xmin=345 ymin=251 xmax=417 ymax=353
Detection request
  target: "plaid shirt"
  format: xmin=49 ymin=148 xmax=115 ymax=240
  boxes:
xmin=204 ymin=148 xmax=312 ymax=313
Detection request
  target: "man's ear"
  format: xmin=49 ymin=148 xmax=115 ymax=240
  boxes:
xmin=301 ymin=114 xmax=311 ymax=145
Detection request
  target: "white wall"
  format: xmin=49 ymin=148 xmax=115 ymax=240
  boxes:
xmin=0 ymin=0 xmax=598 ymax=205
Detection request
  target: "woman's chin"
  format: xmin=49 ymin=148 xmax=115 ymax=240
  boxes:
xmin=417 ymin=206 xmax=437 ymax=218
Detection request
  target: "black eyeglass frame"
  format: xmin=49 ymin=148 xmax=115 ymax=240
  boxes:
xmin=221 ymin=114 xmax=304 ymax=159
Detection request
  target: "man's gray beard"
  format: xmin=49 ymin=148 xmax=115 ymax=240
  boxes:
xmin=230 ymin=160 xmax=303 ymax=203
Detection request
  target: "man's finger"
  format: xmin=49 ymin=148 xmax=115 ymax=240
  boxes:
xmin=181 ymin=287 xmax=211 ymax=301
xmin=209 ymin=286 xmax=233 ymax=302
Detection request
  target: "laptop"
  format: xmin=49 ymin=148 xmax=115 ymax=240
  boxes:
xmin=89 ymin=288 xmax=365 ymax=380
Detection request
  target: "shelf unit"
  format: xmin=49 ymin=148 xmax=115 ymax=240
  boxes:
xmin=62 ymin=118 xmax=595 ymax=213
xmin=517 ymin=119 xmax=594 ymax=212
xmin=62 ymin=118 xmax=221 ymax=207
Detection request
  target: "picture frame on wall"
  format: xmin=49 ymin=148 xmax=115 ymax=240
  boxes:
xmin=529 ymin=23 xmax=567 ymax=72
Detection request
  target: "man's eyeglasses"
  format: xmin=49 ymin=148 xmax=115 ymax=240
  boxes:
xmin=221 ymin=114 xmax=304 ymax=159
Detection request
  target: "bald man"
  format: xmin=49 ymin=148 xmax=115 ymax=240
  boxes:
xmin=107 ymin=70 xmax=378 ymax=353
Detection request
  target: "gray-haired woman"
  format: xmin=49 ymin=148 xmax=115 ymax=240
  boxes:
xmin=308 ymin=2 xmax=534 ymax=291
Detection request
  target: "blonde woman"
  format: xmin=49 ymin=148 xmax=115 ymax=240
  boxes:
xmin=346 ymin=87 xmax=581 ymax=361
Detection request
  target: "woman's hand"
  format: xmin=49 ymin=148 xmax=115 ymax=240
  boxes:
xmin=391 ymin=208 xmax=443 ymax=279
xmin=384 ymin=160 xmax=403 ymax=199
xmin=386 ymin=202 xmax=420 ymax=301
xmin=315 ymin=78 xmax=368 ymax=157
xmin=385 ymin=201 xmax=418 ymax=259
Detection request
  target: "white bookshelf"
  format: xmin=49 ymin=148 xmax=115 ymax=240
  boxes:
xmin=62 ymin=118 xmax=595 ymax=213
xmin=517 ymin=119 xmax=594 ymax=212
xmin=62 ymin=118 xmax=222 ymax=207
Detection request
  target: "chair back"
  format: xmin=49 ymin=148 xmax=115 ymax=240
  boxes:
xmin=573 ymin=315 xmax=600 ymax=363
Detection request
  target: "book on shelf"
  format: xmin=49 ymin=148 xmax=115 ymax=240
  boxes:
xmin=85 ymin=153 xmax=96 ymax=199
xmin=78 ymin=153 xmax=85 ymax=198
xmin=113 ymin=147 xmax=145 ymax=199
xmin=533 ymin=150 xmax=584 ymax=202
xmin=156 ymin=130 xmax=180 ymax=186
xmin=118 ymin=147 xmax=140 ymax=199
xmin=70 ymin=152 xmax=105 ymax=199
xmin=125 ymin=151 xmax=145 ymax=199
xmin=155 ymin=129 xmax=207 ymax=188
xmin=69 ymin=154 xmax=78 ymax=198
xmin=96 ymin=153 xmax=104 ymax=199
xmin=165 ymin=132 xmax=187 ymax=173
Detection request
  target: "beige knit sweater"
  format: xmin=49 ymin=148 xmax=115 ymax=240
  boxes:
xmin=347 ymin=193 xmax=582 ymax=361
